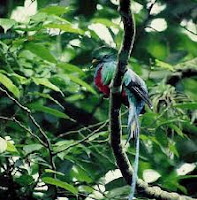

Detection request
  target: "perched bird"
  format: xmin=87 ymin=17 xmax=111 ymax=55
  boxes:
xmin=92 ymin=47 xmax=152 ymax=200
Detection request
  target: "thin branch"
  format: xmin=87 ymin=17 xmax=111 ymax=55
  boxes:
xmin=180 ymin=25 xmax=197 ymax=35
xmin=0 ymin=116 xmax=47 ymax=147
xmin=109 ymin=1 xmax=196 ymax=200
xmin=0 ymin=86 xmax=57 ymax=198
xmin=57 ymin=121 xmax=106 ymax=139
xmin=54 ymin=121 xmax=108 ymax=155
xmin=0 ymin=86 xmax=56 ymax=171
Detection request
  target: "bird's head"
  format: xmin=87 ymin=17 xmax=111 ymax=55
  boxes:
xmin=92 ymin=46 xmax=117 ymax=66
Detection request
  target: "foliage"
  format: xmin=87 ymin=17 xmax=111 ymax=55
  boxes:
xmin=0 ymin=0 xmax=197 ymax=199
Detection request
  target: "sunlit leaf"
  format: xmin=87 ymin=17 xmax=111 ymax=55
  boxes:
xmin=0 ymin=137 xmax=7 ymax=153
xmin=45 ymin=169 xmax=65 ymax=176
xmin=92 ymin=18 xmax=120 ymax=29
xmin=70 ymin=166 xmax=92 ymax=183
xmin=40 ymin=6 xmax=69 ymax=16
xmin=6 ymin=141 xmax=18 ymax=153
xmin=155 ymin=59 xmax=174 ymax=71
xmin=32 ymin=77 xmax=63 ymax=94
xmin=143 ymin=169 xmax=161 ymax=183
xmin=0 ymin=18 xmax=16 ymax=33
xmin=44 ymin=23 xmax=85 ymax=35
xmin=0 ymin=73 xmax=20 ymax=98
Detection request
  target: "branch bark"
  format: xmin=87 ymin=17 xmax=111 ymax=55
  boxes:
xmin=109 ymin=1 xmax=196 ymax=200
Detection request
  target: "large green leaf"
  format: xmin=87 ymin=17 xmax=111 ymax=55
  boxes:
xmin=29 ymin=103 xmax=69 ymax=119
xmin=23 ymin=144 xmax=43 ymax=154
xmin=40 ymin=6 xmax=69 ymax=16
xmin=70 ymin=166 xmax=92 ymax=183
xmin=32 ymin=77 xmax=63 ymax=94
xmin=67 ymin=74 xmax=97 ymax=95
xmin=44 ymin=23 xmax=85 ymax=35
xmin=42 ymin=177 xmax=78 ymax=195
xmin=25 ymin=43 xmax=57 ymax=63
xmin=57 ymin=63 xmax=85 ymax=75
xmin=0 ymin=73 xmax=20 ymax=98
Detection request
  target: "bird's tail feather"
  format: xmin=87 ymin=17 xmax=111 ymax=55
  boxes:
xmin=128 ymin=114 xmax=140 ymax=200
xmin=126 ymin=102 xmax=135 ymax=144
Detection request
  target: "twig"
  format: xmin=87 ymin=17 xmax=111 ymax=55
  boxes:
xmin=0 ymin=86 xmax=56 ymax=170
xmin=57 ymin=121 xmax=106 ymax=139
xmin=180 ymin=25 xmax=197 ymax=35
xmin=0 ymin=86 xmax=57 ymax=198
xmin=0 ymin=116 xmax=47 ymax=147
xmin=109 ymin=1 xmax=196 ymax=200
xmin=54 ymin=121 xmax=108 ymax=155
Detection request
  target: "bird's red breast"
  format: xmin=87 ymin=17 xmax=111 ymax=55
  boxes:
xmin=94 ymin=67 xmax=110 ymax=97
xmin=95 ymin=67 xmax=129 ymax=106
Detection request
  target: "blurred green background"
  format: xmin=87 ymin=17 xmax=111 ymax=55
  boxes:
xmin=0 ymin=0 xmax=197 ymax=199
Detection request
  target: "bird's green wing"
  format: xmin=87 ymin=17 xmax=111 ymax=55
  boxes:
xmin=101 ymin=61 xmax=116 ymax=85
xmin=124 ymin=69 xmax=152 ymax=109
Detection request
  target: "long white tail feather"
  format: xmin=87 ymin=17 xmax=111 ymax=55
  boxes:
xmin=128 ymin=113 xmax=140 ymax=200
xmin=126 ymin=101 xmax=135 ymax=145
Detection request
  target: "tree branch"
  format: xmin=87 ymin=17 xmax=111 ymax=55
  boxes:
xmin=0 ymin=86 xmax=57 ymax=198
xmin=109 ymin=1 xmax=196 ymax=200
xmin=0 ymin=115 xmax=47 ymax=147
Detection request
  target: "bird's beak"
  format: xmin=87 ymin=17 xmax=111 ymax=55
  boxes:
xmin=93 ymin=59 xmax=100 ymax=64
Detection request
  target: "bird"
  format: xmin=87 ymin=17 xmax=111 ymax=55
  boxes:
xmin=92 ymin=47 xmax=152 ymax=200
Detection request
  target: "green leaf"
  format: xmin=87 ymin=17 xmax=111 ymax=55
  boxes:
xmin=0 ymin=137 xmax=7 ymax=153
xmin=25 ymin=43 xmax=57 ymax=63
xmin=23 ymin=144 xmax=43 ymax=154
xmin=32 ymin=77 xmax=62 ymax=94
xmin=40 ymin=6 xmax=69 ymax=16
xmin=28 ymin=92 xmax=64 ymax=109
xmin=155 ymin=59 xmax=174 ymax=71
xmin=44 ymin=23 xmax=85 ymax=35
xmin=15 ymin=175 xmax=34 ymax=186
xmin=29 ymin=103 xmax=69 ymax=119
xmin=6 ymin=141 xmax=18 ymax=153
xmin=45 ymin=169 xmax=65 ymax=176
xmin=42 ymin=177 xmax=78 ymax=195
xmin=70 ymin=166 xmax=92 ymax=183
xmin=178 ymin=175 xmax=197 ymax=179
xmin=0 ymin=73 xmax=20 ymax=98
xmin=67 ymin=74 xmax=97 ymax=95
xmin=106 ymin=186 xmax=130 ymax=198
xmin=169 ymin=124 xmax=184 ymax=137
xmin=147 ymin=39 xmax=167 ymax=60
xmin=57 ymin=63 xmax=85 ymax=75
xmin=9 ymin=73 xmax=29 ymax=85
xmin=174 ymin=102 xmax=197 ymax=109
xmin=169 ymin=143 xmax=179 ymax=157
xmin=91 ymin=18 xmax=120 ymax=28
xmin=0 ymin=18 xmax=16 ymax=33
